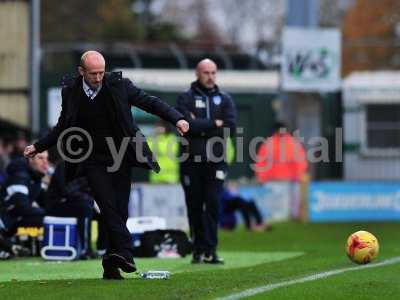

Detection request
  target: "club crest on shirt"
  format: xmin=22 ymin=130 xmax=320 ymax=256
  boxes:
xmin=213 ymin=95 xmax=221 ymax=105
xmin=195 ymin=100 xmax=206 ymax=108
xmin=216 ymin=170 xmax=225 ymax=180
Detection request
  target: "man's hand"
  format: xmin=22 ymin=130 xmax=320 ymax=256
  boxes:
xmin=24 ymin=145 xmax=37 ymax=158
xmin=176 ymin=119 xmax=189 ymax=136
xmin=215 ymin=119 xmax=224 ymax=127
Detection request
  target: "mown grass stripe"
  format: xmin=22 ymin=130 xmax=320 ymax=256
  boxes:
xmin=217 ymin=256 xmax=400 ymax=300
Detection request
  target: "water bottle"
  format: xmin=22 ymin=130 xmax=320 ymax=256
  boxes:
xmin=141 ymin=270 xmax=170 ymax=279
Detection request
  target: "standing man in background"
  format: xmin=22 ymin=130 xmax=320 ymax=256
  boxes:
xmin=177 ymin=59 xmax=236 ymax=264
xmin=24 ymin=51 xmax=189 ymax=279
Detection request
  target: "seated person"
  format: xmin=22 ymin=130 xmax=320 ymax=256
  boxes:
xmin=0 ymin=218 xmax=30 ymax=260
xmin=47 ymin=161 xmax=96 ymax=259
xmin=0 ymin=152 xmax=48 ymax=235
xmin=219 ymin=186 xmax=269 ymax=232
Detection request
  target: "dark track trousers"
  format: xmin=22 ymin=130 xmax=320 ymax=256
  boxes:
xmin=180 ymin=162 xmax=226 ymax=254
xmin=2 ymin=201 xmax=44 ymax=234
xmin=223 ymin=199 xmax=263 ymax=229
xmin=80 ymin=162 xmax=133 ymax=259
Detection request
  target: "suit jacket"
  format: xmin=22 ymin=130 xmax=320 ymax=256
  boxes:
xmin=34 ymin=71 xmax=184 ymax=181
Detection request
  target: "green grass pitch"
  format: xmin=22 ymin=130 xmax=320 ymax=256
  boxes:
xmin=0 ymin=222 xmax=399 ymax=300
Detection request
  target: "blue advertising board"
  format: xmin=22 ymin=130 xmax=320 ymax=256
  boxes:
xmin=309 ymin=182 xmax=400 ymax=222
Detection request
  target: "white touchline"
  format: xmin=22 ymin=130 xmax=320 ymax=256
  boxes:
xmin=216 ymin=256 xmax=400 ymax=300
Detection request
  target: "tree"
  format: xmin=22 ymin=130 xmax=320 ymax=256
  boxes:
xmin=342 ymin=0 xmax=400 ymax=75
xmin=155 ymin=0 xmax=223 ymax=47
xmin=155 ymin=0 xmax=284 ymax=50
xmin=41 ymin=0 xmax=182 ymax=43
xmin=208 ymin=0 xmax=285 ymax=50
xmin=96 ymin=0 xmax=145 ymax=41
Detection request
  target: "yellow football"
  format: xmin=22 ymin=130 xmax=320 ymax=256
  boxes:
xmin=346 ymin=230 xmax=379 ymax=264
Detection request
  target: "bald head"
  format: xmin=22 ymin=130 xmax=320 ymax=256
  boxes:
xmin=78 ymin=50 xmax=105 ymax=89
xmin=80 ymin=50 xmax=105 ymax=69
xmin=196 ymin=59 xmax=217 ymax=73
xmin=196 ymin=59 xmax=218 ymax=89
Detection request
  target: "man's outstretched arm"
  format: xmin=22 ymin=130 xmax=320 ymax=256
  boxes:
xmin=125 ymin=79 xmax=189 ymax=135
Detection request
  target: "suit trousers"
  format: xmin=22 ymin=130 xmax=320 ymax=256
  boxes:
xmin=79 ymin=162 xmax=133 ymax=259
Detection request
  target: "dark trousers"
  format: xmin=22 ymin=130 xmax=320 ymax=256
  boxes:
xmin=3 ymin=200 xmax=44 ymax=234
xmin=80 ymin=162 xmax=133 ymax=259
xmin=180 ymin=162 xmax=225 ymax=254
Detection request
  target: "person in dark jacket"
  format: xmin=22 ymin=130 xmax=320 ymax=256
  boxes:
xmin=177 ymin=59 xmax=236 ymax=264
xmin=24 ymin=50 xmax=189 ymax=280
xmin=0 ymin=152 xmax=48 ymax=234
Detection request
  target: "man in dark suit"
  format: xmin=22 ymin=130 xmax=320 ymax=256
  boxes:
xmin=24 ymin=50 xmax=189 ymax=279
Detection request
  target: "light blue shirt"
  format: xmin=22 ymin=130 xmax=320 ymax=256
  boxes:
xmin=82 ymin=78 xmax=102 ymax=100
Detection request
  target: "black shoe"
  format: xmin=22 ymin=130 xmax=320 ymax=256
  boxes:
xmin=102 ymin=258 xmax=124 ymax=280
xmin=191 ymin=252 xmax=203 ymax=264
xmin=103 ymin=270 xmax=124 ymax=280
xmin=203 ymin=253 xmax=224 ymax=264
xmin=103 ymin=253 xmax=137 ymax=273
xmin=102 ymin=268 xmax=124 ymax=280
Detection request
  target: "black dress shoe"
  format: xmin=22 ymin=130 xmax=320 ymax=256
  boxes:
xmin=191 ymin=252 xmax=203 ymax=264
xmin=103 ymin=268 xmax=124 ymax=280
xmin=104 ymin=253 xmax=137 ymax=273
xmin=203 ymin=253 xmax=224 ymax=264
xmin=102 ymin=258 xmax=124 ymax=280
